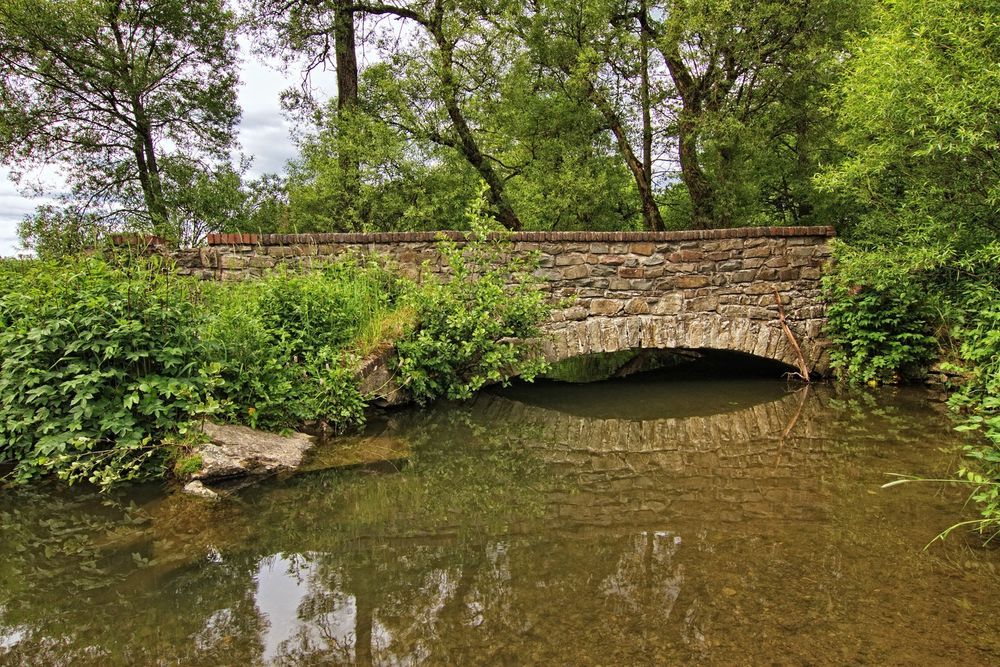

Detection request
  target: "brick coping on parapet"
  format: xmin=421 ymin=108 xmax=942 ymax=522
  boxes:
xmin=203 ymin=226 xmax=835 ymax=247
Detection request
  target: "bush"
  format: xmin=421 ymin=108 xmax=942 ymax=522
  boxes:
xmin=201 ymin=258 xmax=398 ymax=431
xmin=944 ymin=258 xmax=1000 ymax=537
xmin=396 ymin=230 xmax=550 ymax=403
xmin=0 ymin=257 xmax=218 ymax=488
xmin=822 ymin=243 xmax=939 ymax=384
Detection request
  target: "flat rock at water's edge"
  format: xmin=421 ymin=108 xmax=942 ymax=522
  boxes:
xmin=190 ymin=422 xmax=315 ymax=482
xmin=299 ymin=435 xmax=411 ymax=473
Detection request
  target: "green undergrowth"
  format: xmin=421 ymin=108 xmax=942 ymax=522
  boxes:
xmin=0 ymin=233 xmax=549 ymax=490
xmin=199 ymin=258 xmax=403 ymax=432
xmin=824 ymin=242 xmax=1000 ymax=538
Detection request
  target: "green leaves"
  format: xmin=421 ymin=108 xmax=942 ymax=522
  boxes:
xmin=396 ymin=226 xmax=550 ymax=403
xmin=199 ymin=258 xmax=397 ymax=431
xmin=0 ymin=257 xmax=217 ymax=489
xmin=822 ymin=243 xmax=939 ymax=384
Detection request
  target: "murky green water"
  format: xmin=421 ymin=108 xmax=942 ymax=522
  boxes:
xmin=2 ymin=378 xmax=999 ymax=665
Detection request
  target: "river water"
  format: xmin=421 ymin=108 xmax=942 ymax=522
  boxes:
xmin=1 ymin=377 xmax=999 ymax=665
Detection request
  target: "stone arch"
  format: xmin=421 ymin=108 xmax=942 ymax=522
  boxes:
xmin=538 ymin=315 xmax=828 ymax=376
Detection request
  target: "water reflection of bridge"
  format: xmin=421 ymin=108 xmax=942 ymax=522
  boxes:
xmin=474 ymin=385 xmax=840 ymax=526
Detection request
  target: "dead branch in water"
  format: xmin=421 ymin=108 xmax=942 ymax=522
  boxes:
xmin=773 ymin=288 xmax=811 ymax=382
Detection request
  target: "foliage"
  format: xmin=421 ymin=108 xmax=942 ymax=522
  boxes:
xmin=286 ymin=104 xmax=480 ymax=232
xmin=17 ymin=204 xmax=105 ymax=259
xmin=0 ymin=0 xmax=240 ymax=239
xmin=819 ymin=0 xmax=1000 ymax=534
xmin=818 ymin=0 xmax=1000 ymax=247
xmin=822 ymin=243 xmax=940 ymax=384
xmin=395 ymin=206 xmax=551 ymax=403
xmin=0 ymin=257 xmax=219 ymax=489
xmin=941 ymin=251 xmax=1000 ymax=534
xmin=201 ymin=258 xmax=400 ymax=431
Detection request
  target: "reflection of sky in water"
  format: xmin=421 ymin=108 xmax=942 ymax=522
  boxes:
xmin=0 ymin=606 xmax=26 ymax=650
xmin=254 ymin=553 xmax=361 ymax=663
xmin=1 ymin=385 xmax=998 ymax=665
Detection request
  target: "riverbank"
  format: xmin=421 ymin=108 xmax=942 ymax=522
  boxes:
xmin=0 ymin=233 xmax=548 ymax=489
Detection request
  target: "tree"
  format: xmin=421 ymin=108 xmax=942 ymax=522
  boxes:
xmin=345 ymin=0 xmax=526 ymax=230
xmin=651 ymin=0 xmax=859 ymax=228
xmin=520 ymin=0 xmax=671 ymax=231
xmin=820 ymin=0 xmax=1000 ymax=250
xmin=0 ymin=0 xmax=240 ymax=242
xmin=249 ymin=0 xmax=362 ymax=228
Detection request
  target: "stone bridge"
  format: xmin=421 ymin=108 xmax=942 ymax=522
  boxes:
xmin=175 ymin=226 xmax=834 ymax=375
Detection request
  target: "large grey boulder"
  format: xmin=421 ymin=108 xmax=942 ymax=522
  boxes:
xmin=190 ymin=422 xmax=315 ymax=482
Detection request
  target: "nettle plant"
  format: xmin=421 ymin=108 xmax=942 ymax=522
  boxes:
xmin=396 ymin=205 xmax=551 ymax=403
xmin=822 ymin=243 xmax=939 ymax=384
xmin=0 ymin=257 xmax=219 ymax=489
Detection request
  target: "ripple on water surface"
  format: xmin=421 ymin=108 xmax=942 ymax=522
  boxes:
xmin=1 ymin=380 xmax=999 ymax=665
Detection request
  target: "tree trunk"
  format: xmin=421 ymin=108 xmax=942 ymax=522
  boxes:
xmin=639 ymin=0 xmax=654 ymax=203
xmin=589 ymin=87 xmax=665 ymax=231
xmin=676 ymin=110 xmax=715 ymax=229
xmin=662 ymin=43 xmax=716 ymax=229
xmin=110 ymin=10 xmax=170 ymax=234
xmin=432 ymin=24 xmax=521 ymax=230
xmin=334 ymin=0 xmax=360 ymax=229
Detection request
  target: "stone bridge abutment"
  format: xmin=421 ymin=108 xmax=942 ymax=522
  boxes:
xmin=173 ymin=226 xmax=834 ymax=376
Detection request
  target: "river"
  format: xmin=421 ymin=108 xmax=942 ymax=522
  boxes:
xmin=1 ymin=376 xmax=998 ymax=665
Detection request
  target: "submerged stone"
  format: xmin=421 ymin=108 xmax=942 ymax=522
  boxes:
xmin=299 ymin=435 xmax=411 ymax=473
xmin=181 ymin=480 xmax=219 ymax=500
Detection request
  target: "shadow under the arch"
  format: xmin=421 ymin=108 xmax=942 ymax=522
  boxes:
xmin=496 ymin=348 xmax=801 ymax=421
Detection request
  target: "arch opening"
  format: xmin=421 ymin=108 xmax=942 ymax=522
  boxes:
xmin=540 ymin=348 xmax=798 ymax=384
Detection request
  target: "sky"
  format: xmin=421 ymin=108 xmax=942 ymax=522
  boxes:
xmin=0 ymin=39 xmax=320 ymax=256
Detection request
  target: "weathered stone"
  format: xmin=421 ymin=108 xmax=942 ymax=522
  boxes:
xmin=652 ymin=294 xmax=683 ymax=315
xmin=618 ymin=267 xmax=645 ymax=279
xmin=219 ymin=254 xmax=246 ymax=269
xmin=675 ymin=275 xmax=711 ymax=289
xmin=624 ymin=298 xmax=651 ymax=315
xmin=590 ymin=299 xmax=622 ymax=316
xmin=248 ymin=255 xmax=276 ymax=269
xmin=191 ymin=422 xmax=315 ymax=482
xmin=561 ymin=265 xmax=590 ymax=280
xmin=555 ymin=253 xmax=585 ymax=266
xmin=668 ymin=249 xmax=703 ymax=262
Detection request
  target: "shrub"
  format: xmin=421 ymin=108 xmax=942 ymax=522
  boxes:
xmin=395 ymin=230 xmax=550 ymax=403
xmin=822 ymin=243 xmax=939 ymax=384
xmin=0 ymin=257 xmax=218 ymax=488
xmin=201 ymin=258 xmax=398 ymax=431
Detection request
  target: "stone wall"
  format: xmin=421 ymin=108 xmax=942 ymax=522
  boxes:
xmin=171 ymin=226 xmax=835 ymax=374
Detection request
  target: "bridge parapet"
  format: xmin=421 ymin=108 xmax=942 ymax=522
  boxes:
xmin=173 ymin=226 xmax=835 ymax=375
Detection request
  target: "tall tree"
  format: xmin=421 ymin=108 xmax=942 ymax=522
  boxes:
xmin=249 ymin=0 xmax=362 ymax=227
xmin=522 ymin=0 xmax=670 ymax=231
xmin=651 ymin=0 xmax=858 ymax=227
xmin=0 ymin=0 xmax=240 ymax=241
xmin=352 ymin=0 xmax=524 ymax=230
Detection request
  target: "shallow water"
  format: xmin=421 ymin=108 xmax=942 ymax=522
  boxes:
xmin=2 ymin=378 xmax=999 ymax=665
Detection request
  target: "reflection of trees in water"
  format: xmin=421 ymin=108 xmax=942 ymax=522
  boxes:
xmin=0 ymin=385 xmax=985 ymax=665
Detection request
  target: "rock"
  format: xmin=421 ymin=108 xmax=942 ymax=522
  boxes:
xmin=299 ymin=435 xmax=411 ymax=473
xmin=358 ymin=348 xmax=411 ymax=407
xmin=182 ymin=480 xmax=219 ymax=500
xmin=191 ymin=422 xmax=315 ymax=482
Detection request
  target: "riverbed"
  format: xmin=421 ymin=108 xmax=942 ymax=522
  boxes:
xmin=1 ymin=377 xmax=998 ymax=665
